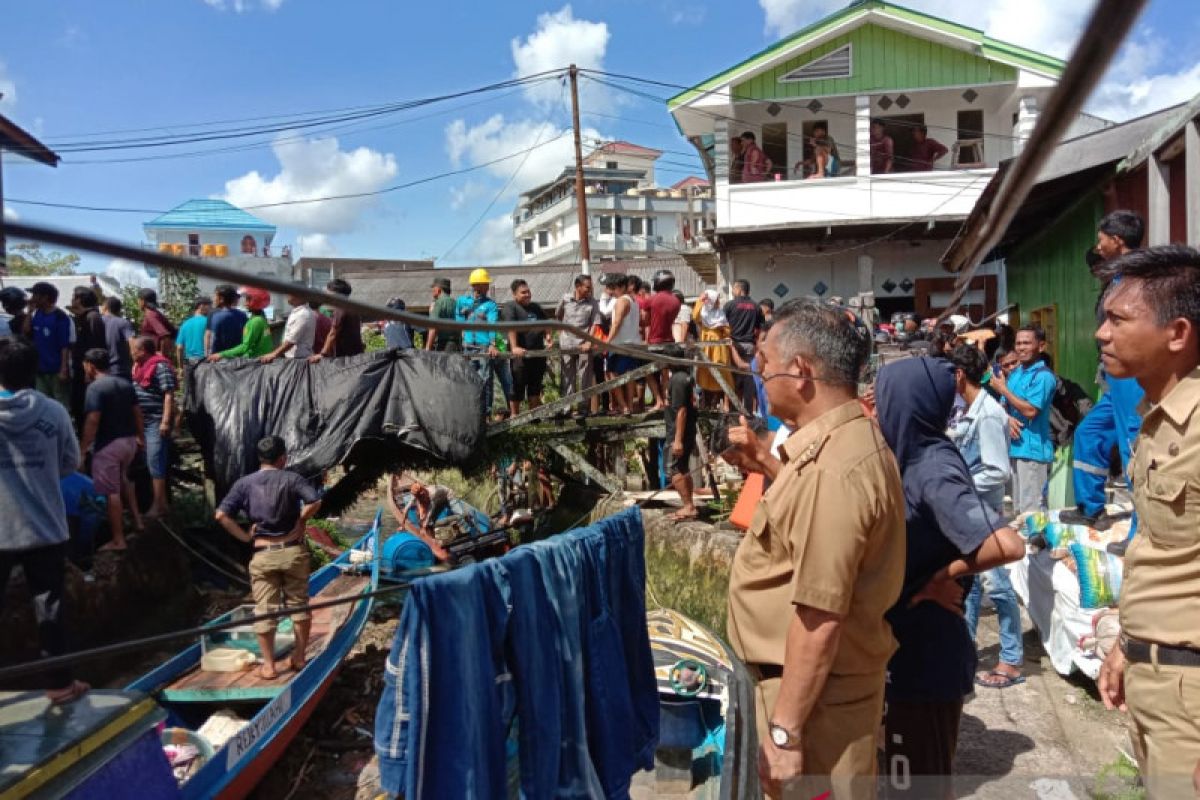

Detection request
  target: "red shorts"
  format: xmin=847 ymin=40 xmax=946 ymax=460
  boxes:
xmin=92 ymin=436 xmax=137 ymax=496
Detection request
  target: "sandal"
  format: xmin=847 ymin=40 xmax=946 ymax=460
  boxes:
xmin=46 ymin=680 xmax=90 ymax=705
xmin=974 ymin=669 xmax=1025 ymax=689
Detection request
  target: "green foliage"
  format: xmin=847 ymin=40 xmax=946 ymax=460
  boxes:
xmin=4 ymin=243 xmax=81 ymax=276
xmin=644 ymin=539 xmax=729 ymax=635
xmin=363 ymin=326 xmax=387 ymax=353
xmin=160 ymin=268 xmax=200 ymax=325
xmin=119 ymin=284 xmax=145 ymax=329
xmin=1091 ymin=754 xmax=1143 ymax=800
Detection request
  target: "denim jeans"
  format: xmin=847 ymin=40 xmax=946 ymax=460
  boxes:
xmin=464 ymin=346 xmax=494 ymax=415
xmin=376 ymin=561 xmax=514 ymax=799
xmin=376 ymin=508 xmax=657 ymax=799
xmin=964 ymin=565 xmax=1024 ymax=667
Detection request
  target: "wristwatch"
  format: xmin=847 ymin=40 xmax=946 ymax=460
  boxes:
xmin=768 ymin=722 xmax=802 ymax=751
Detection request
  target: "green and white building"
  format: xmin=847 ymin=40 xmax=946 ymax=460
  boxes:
xmin=668 ymin=0 xmax=1105 ymax=317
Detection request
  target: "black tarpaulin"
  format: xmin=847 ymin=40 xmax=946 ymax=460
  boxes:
xmin=191 ymin=349 xmax=485 ymax=498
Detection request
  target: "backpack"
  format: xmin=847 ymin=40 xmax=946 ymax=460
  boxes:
xmin=1049 ymin=376 xmax=1094 ymax=448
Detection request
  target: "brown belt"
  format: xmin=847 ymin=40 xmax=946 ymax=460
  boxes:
xmin=1122 ymin=636 xmax=1200 ymax=667
xmin=748 ymin=662 xmax=783 ymax=680
xmin=254 ymin=536 xmax=304 ymax=551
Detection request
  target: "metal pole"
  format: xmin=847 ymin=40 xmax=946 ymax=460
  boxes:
xmin=569 ymin=64 xmax=591 ymax=275
xmin=0 ymin=149 xmax=6 ymax=275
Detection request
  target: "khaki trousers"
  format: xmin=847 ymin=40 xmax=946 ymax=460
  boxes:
xmin=755 ymin=671 xmax=884 ymax=799
xmin=1126 ymin=660 xmax=1200 ymax=798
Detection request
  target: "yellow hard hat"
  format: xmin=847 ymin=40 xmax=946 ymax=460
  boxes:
xmin=468 ymin=268 xmax=492 ymax=285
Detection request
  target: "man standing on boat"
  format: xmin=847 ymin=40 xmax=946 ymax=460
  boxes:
xmin=215 ymin=436 xmax=322 ymax=680
xmin=723 ymin=300 xmax=905 ymax=799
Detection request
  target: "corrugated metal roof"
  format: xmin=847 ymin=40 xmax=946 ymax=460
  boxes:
xmin=143 ymin=199 xmax=277 ymax=232
xmin=340 ymin=256 xmax=708 ymax=315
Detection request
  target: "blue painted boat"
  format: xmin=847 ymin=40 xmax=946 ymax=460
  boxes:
xmin=120 ymin=511 xmax=383 ymax=800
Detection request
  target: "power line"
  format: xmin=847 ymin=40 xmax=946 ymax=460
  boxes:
xmin=440 ymin=88 xmax=565 ymax=261
xmin=7 ymin=131 xmax=573 ymax=216
xmin=46 ymin=72 xmax=563 ymax=153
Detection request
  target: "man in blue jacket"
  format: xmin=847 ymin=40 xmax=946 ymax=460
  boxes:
xmin=456 ymin=268 xmax=501 ymax=415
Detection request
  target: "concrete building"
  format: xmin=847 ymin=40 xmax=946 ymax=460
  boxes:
xmin=512 ymin=141 xmax=715 ymax=265
xmin=667 ymin=0 xmax=1107 ymax=318
xmin=142 ymin=199 xmax=294 ymax=315
xmin=295 ymin=257 xmax=435 ymax=289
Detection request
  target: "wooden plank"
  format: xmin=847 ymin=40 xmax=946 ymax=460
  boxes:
xmin=162 ymin=574 xmax=369 ymax=701
xmin=489 ymin=360 xmax=660 ymax=435
xmin=550 ymin=443 xmax=621 ymax=494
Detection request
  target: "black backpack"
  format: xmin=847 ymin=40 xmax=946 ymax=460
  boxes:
xmin=1049 ymin=376 xmax=1094 ymax=448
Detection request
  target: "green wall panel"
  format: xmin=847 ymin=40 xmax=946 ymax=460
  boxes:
xmin=1005 ymin=195 xmax=1104 ymax=394
xmin=735 ymin=23 xmax=1017 ymax=100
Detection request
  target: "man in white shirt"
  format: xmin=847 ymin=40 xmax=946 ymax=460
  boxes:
xmin=260 ymin=292 xmax=316 ymax=363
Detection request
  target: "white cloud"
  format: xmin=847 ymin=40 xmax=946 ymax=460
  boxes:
xmin=445 ymin=114 xmax=607 ymax=193
xmin=449 ymin=180 xmax=489 ymax=211
xmin=2 ymin=205 xmax=17 ymax=221
xmin=465 ymin=215 xmax=521 ymax=265
xmin=511 ymin=6 xmax=610 ymax=112
xmin=758 ymin=0 xmax=1093 ymax=58
xmin=296 ymin=233 xmax=337 ymax=257
xmin=202 ymin=0 xmax=283 ymax=12
xmin=0 ymin=61 xmax=16 ymax=107
xmin=221 ymin=133 xmax=398 ymax=234
xmin=1087 ymin=29 xmax=1200 ymax=121
xmin=106 ymin=258 xmax=153 ymax=289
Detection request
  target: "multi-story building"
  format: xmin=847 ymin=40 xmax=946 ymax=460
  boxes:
xmin=142 ymin=199 xmax=294 ymax=314
xmin=667 ymin=0 xmax=1106 ymax=318
xmin=512 ymin=141 xmax=715 ymax=266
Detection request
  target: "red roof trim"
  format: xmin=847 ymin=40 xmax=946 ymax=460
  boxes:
xmin=595 ymin=140 xmax=663 ymax=157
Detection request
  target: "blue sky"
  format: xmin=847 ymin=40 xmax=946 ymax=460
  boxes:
xmin=2 ymin=0 xmax=1198 ymax=281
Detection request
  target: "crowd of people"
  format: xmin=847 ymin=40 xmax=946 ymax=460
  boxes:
xmin=719 ymin=210 xmax=1200 ymax=797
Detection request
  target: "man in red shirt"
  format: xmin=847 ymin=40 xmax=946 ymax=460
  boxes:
xmin=740 ymin=132 xmax=772 ymax=183
xmin=646 ymin=270 xmax=681 ymax=409
xmin=908 ymin=126 xmax=949 ymax=172
xmin=137 ymin=289 xmax=177 ymax=359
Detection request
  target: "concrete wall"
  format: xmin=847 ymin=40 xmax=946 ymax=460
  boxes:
xmin=725 ymin=238 xmax=1005 ymax=313
xmin=146 ymin=227 xmax=277 ymax=255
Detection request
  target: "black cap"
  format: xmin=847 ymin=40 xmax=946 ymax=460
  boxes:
xmin=432 ymin=278 xmax=452 ymax=292
xmin=193 ymin=296 xmax=212 ymax=310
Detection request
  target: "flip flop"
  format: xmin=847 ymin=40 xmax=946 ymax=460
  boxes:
xmin=669 ymin=510 xmax=699 ymax=522
xmin=258 ymin=666 xmax=279 ymax=681
xmin=46 ymin=680 xmax=90 ymax=705
xmin=98 ymin=542 xmax=128 ymax=552
xmin=974 ymin=670 xmax=1025 ymax=689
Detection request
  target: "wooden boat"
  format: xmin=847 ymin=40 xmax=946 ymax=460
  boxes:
xmin=123 ymin=511 xmax=383 ymax=800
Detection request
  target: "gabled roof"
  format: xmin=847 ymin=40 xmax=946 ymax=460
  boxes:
xmin=143 ymin=199 xmax=277 ymax=232
xmin=670 ymin=176 xmax=710 ymax=189
xmin=668 ymin=0 xmax=1064 ymax=110
xmin=590 ymin=141 xmax=663 ymax=158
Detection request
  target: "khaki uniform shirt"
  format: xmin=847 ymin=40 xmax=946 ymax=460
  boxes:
xmin=727 ymin=401 xmax=906 ymax=675
xmin=1121 ymin=366 xmax=1200 ymax=649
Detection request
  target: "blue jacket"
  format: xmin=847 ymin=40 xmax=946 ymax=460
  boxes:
xmin=455 ymin=293 xmax=499 ymax=348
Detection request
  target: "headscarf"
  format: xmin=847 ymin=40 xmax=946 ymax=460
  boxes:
xmin=699 ymin=289 xmax=728 ymax=329
xmin=875 ymin=356 xmax=957 ymax=471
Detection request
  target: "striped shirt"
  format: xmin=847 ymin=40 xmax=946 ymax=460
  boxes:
xmin=134 ymin=362 xmax=177 ymax=420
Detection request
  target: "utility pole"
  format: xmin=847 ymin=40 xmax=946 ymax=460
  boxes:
xmin=568 ymin=64 xmax=591 ymax=276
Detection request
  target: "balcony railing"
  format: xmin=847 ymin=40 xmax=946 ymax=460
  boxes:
xmin=142 ymin=242 xmax=292 ymax=259
xmin=715 ymin=168 xmax=994 ymax=231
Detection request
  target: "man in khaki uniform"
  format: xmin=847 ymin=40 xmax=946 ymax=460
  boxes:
xmin=1095 ymin=246 xmax=1200 ymax=797
xmin=724 ymin=300 xmax=905 ymax=799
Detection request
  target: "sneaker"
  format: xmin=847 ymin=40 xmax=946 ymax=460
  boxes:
xmin=1058 ymin=508 xmax=1099 ymax=527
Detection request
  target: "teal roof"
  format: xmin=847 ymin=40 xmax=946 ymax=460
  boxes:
xmin=143 ymin=199 xmax=276 ymax=232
